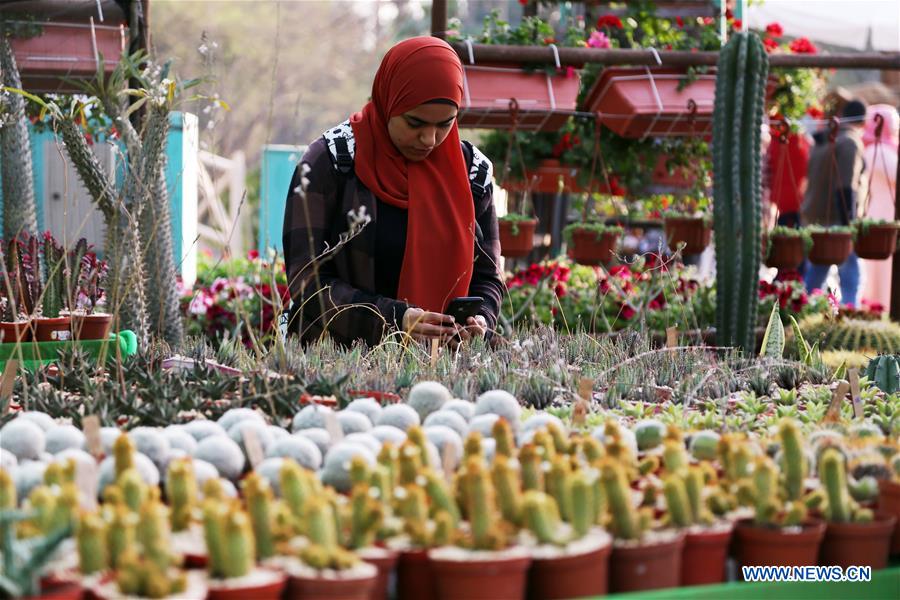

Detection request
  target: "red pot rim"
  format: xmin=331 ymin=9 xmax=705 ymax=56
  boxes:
xmin=735 ymin=517 xmax=826 ymax=542
xmin=825 ymin=512 xmax=897 ymax=536
xmin=34 ymin=316 xmax=72 ymax=325
xmin=684 ymin=523 xmax=734 ymax=544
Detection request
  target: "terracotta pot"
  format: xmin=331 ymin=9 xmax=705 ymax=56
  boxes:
xmin=428 ymin=549 xmax=531 ymax=600
xmin=854 ymin=224 xmax=899 ymax=260
xmin=24 ymin=582 xmax=83 ymax=600
xmin=459 ymin=66 xmax=580 ymax=132
xmin=734 ymin=518 xmax=825 ymax=572
xmin=361 ymin=548 xmax=399 ymax=600
xmin=582 ymin=68 xmax=715 ymax=138
xmin=70 ymin=313 xmax=113 ymax=340
xmin=764 ymin=233 xmax=806 ymax=270
xmin=808 ymin=231 xmax=853 ymax=265
xmin=877 ymin=480 xmax=900 ymax=555
xmin=651 ymin=154 xmax=698 ymax=188
xmin=34 ymin=316 xmax=73 ymax=342
xmin=348 ymin=390 xmax=402 ymax=404
xmin=503 ymin=160 xmax=618 ymax=195
xmin=498 ymin=218 xmax=538 ymax=259
xmin=568 ymin=228 xmax=620 ymax=266
xmin=608 ymin=533 xmax=684 ymax=593
xmin=286 ymin=571 xmax=378 ymax=600
xmin=681 ymin=525 xmax=732 ymax=586
xmin=0 ymin=320 xmax=32 ymax=343
xmin=527 ymin=537 xmax=612 ymax=599
xmin=663 ymin=216 xmax=711 ymax=255
xmin=396 ymin=549 xmax=435 ymax=600
xmin=183 ymin=553 xmax=208 ymax=569
xmin=820 ymin=513 xmax=896 ymax=569
xmin=206 ymin=569 xmax=287 ymax=600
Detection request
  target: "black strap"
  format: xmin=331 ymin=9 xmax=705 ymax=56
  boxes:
xmin=333 ymin=137 xmax=354 ymax=174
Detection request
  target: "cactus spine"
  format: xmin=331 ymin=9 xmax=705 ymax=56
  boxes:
xmin=166 ymin=457 xmax=197 ymax=532
xmin=713 ymin=31 xmax=769 ymax=351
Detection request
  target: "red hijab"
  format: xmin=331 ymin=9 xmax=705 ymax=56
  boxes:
xmin=351 ymin=36 xmax=475 ymax=314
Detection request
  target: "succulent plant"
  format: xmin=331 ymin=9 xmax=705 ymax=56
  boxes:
xmin=634 ymin=419 xmax=667 ymax=451
xmin=203 ymin=499 xmax=255 ymax=580
xmin=457 ymin=456 xmax=507 ymax=551
xmin=299 ymin=496 xmax=359 ymax=570
xmin=424 ymin=410 xmax=469 ymax=439
xmin=193 ymin=435 xmax=245 ymax=481
xmin=866 ymin=355 xmax=900 ymax=394
xmin=474 ymin=390 xmax=522 ymax=431
xmin=1 ymin=510 xmax=72 ymax=598
xmin=407 ymin=381 xmax=452 ymax=422
xmin=166 ymin=457 xmax=198 ymax=532
xmin=344 ymin=398 xmax=384 ymax=425
xmin=321 ymin=441 xmax=377 ymax=493
xmin=242 ymin=472 xmax=276 ymax=559
xmin=376 ymin=404 xmax=421 ymax=432
xmin=0 ymin=419 xmax=46 ymax=461
xmin=819 ymin=448 xmax=873 ymax=523
xmin=601 ymin=459 xmax=651 ymax=541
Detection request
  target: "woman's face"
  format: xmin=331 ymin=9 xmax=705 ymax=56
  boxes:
xmin=387 ymin=102 xmax=458 ymax=162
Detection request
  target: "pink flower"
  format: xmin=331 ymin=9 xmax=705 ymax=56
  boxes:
xmin=587 ymin=31 xmax=611 ymax=49
xmin=247 ymin=249 xmax=260 ymax=260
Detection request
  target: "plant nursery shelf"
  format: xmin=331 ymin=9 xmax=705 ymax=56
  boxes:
xmin=0 ymin=330 xmax=138 ymax=372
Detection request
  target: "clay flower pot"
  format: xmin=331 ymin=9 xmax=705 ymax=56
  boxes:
xmin=0 ymin=319 xmax=32 ymax=343
xmin=359 ymin=546 xmax=399 ymax=600
xmin=91 ymin=571 xmax=207 ymax=600
xmin=807 ymin=231 xmax=853 ymax=265
xmin=526 ymin=530 xmax=612 ymax=600
xmin=348 ymin=390 xmax=402 ymax=405
xmin=734 ymin=518 xmax=825 ymax=573
xmin=567 ymin=228 xmax=620 ymax=266
xmin=820 ymin=513 xmax=896 ymax=569
xmin=428 ymin=546 xmax=531 ymax=600
xmin=23 ymin=581 xmax=83 ymax=600
xmin=663 ymin=216 xmax=712 ymax=255
xmin=877 ymin=480 xmax=900 ymax=554
xmin=503 ymin=160 xmax=568 ymax=194
xmin=681 ymin=524 xmax=733 ymax=586
xmin=286 ymin=566 xmax=378 ymax=600
xmin=396 ymin=549 xmax=435 ymax=600
xmin=854 ymin=223 xmax=899 ymax=260
xmin=608 ymin=531 xmax=685 ymax=593
xmin=206 ymin=568 xmax=287 ymax=600
xmin=651 ymin=154 xmax=698 ymax=188
xmin=70 ymin=313 xmax=113 ymax=340
xmin=498 ymin=218 xmax=538 ymax=259
xmin=33 ymin=316 xmax=73 ymax=342
xmin=764 ymin=233 xmax=807 ymax=270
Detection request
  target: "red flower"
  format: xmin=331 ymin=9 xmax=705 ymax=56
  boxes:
xmin=806 ymin=106 xmax=824 ymax=119
xmin=247 ymin=249 xmax=260 ymax=260
xmin=596 ymin=15 xmax=623 ymax=30
xmin=725 ymin=8 xmax=734 ymax=19
xmin=543 ymin=37 xmax=556 ymax=45
xmin=732 ymin=19 xmax=742 ymax=30
xmin=518 ymin=0 xmax=528 ymax=5
xmin=554 ymin=283 xmax=567 ymax=298
xmin=763 ymin=37 xmax=779 ymax=53
xmin=766 ymin=22 xmax=784 ymax=38
xmin=619 ymin=304 xmax=636 ymax=320
xmin=789 ymin=37 xmax=817 ymax=54
xmin=675 ymin=16 xmax=684 ymax=28
xmin=609 ymin=175 xmax=626 ymax=196
xmin=608 ymin=265 xmax=631 ymax=279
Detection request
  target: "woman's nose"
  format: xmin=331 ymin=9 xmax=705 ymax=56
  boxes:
xmin=420 ymin=128 xmax=437 ymax=147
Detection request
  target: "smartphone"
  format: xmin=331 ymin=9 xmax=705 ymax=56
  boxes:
xmin=446 ymin=296 xmax=483 ymax=324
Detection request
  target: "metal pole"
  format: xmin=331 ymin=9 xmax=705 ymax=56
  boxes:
xmin=448 ymin=43 xmax=900 ymax=70
xmin=891 ymin=134 xmax=900 ymax=320
xmin=431 ymin=0 xmax=448 ymax=40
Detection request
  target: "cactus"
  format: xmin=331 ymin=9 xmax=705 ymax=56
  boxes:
xmin=115 ymin=550 xmax=186 ymax=599
xmin=120 ymin=468 xmax=148 ymax=514
xmin=425 ymin=469 xmax=461 ymax=526
xmin=492 ymin=418 xmax=516 ymax=458
xmin=752 ymin=457 xmax=779 ymax=526
xmin=0 ymin=468 xmax=15 ymax=540
xmin=866 ymin=355 xmax=900 ymax=394
xmin=300 ymin=496 xmax=359 ymax=569
xmin=138 ymin=500 xmax=175 ymax=573
xmin=547 ymin=423 xmax=571 ymax=455
xmin=663 ymin=475 xmax=693 ymax=528
xmin=280 ymin=458 xmax=320 ymax=523
xmin=520 ymin=443 xmax=545 ymax=492
xmin=166 ymin=457 xmax=197 ymax=532
xmin=77 ymin=512 xmax=108 ymax=575
xmin=114 ymin=434 xmax=136 ymax=479
xmin=491 ymin=455 xmax=522 ymax=525
xmin=713 ymin=32 xmax=768 ymax=351
xmin=662 ymin=440 xmax=688 ymax=474
xmin=242 ymin=473 xmax=275 ymax=560
xmin=601 ymin=460 xmax=648 ymax=540
xmin=458 ymin=456 xmax=506 ymax=551
xmin=819 ymin=448 xmax=873 ymax=523
xmin=569 ymin=471 xmax=593 ymax=538
xmin=547 ymin=456 xmax=573 ymax=522
xmin=40 ymin=232 xmax=66 ymax=318
xmin=777 ymin=419 xmax=806 ymax=502
xmin=348 ymin=483 xmax=383 ymax=549
xmin=522 ymin=490 xmax=564 ymax=545
xmin=800 ymin=315 xmax=900 ymax=354
xmin=107 ymin=505 xmax=137 ymax=570
xmin=208 ymin=503 xmax=256 ymax=580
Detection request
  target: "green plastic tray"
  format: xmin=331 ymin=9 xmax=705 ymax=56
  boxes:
xmin=0 ymin=330 xmax=138 ymax=372
xmin=607 ymin=565 xmax=900 ymax=599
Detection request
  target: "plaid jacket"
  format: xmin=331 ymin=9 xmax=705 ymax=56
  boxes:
xmin=283 ymin=134 xmax=504 ymax=347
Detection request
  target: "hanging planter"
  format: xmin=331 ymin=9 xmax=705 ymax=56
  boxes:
xmin=502 ymin=160 xmax=621 ymax=195
xmin=582 ymin=68 xmax=715 ymax=138
xmin=807 ymin=227 xmax=854 ymax=265
xmin=663 ymin=215 xmax=712 ymax=255
xmin=763 ymin=227 xmax=812 ymax=270
xmin=458 ymin=66 xmax=580 ymax=132
xmin=854 ymin=220 xmax=900 ymax=260
xmin=564 ymin=223 xmax=622 ymax=266
xmin=651 ymin=154 xmax=698 ymax=188
xmin=498 ymin=217 xmax=538 ymax=259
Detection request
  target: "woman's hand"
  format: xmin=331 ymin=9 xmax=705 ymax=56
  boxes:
xmin=402 ymin=307 xmax=457 ymax=342
xmin=449 ymin=315 xmax=488 ymax=348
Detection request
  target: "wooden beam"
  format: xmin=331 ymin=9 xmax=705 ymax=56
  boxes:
xmin=431 ymin=0 xmax=448 ymax=40
xmin=449 ymin=43 xmax=900 ymax=70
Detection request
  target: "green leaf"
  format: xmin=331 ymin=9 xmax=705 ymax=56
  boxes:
xmin=760 ymin=302 xmax=785 ymax=359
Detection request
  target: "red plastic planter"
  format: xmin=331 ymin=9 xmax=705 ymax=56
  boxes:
xmin=498 ymin=219 xmax=538 ymax=259
xmin=527 ymin=540 xmax=612 ymax=599
xmin=582 ymin=68 xmax=715 ymax=138
xmin=854 ymin=224 xmax=899 ymax=260
xmin=568 ymin=228 xmax=620 ymax=266
xmin=663 ymin=216 xmax=712 ymax=255
xmin=734 ymin=518 xmax=826 ymax=572
xmin=808 ymin=231 xmax=853 ymax=265
xmin=0 ymin=320 xmax=32 ymax=343
xmin=396 ymin=549 xmax=436 ymax=600
xmin=33 ymin=317 xmax=72 ymax=342
xmin=877 ymin=480 xmax=900 ymax=555
xmin=70 ymin=313 xmax=113 ymax=341
xmin=459 ymin=65 xmax=580 ymax=132
xmin=819 ymin=514 xmax=896 ymax=569
xmin=428 ymin=549 xmax=531 ymax=600
xmin=681 ymin=525 xmax=733 ymax=586
xmin=608 ymin=533 xmax=685 ymax=593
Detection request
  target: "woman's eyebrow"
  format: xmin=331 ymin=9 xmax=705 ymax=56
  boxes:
xmin=405 ymin=113 xmax=458 ymax=125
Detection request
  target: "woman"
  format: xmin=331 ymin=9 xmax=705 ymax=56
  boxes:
xmin=282 ymin=36 xmax=504 ymax=346
xmin=860 ymin=104 xmax=899 ymax=311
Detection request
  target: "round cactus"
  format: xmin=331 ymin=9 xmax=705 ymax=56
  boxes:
xmin=848 ymin=423 xmax=882 ymax=440
xmin=424 ymin=410 xmax=468 ymax=439
xmin=99 ymin=427 xmax=123 ymax=455
xmin=1 ymin=419 xmax=46 ymax=461
xmin=480 ymin=438 xmax=497 ymax=463
xmin=265 ymin=436 xmax=323 ymax=471
xmin=163 ymin=427 xmax=198 ymax=455
xmin=344 ymin=433 xmax=382 ymax=455
xmin=129 ymin=427 xmax=171 ymax=472
xmin=424 ymin=426 xmax=463 ymax=470
xmin=320 ymin=441 xmax=377 ymax=492
xmin=193 ymin=436 xmax=245 ymax=480
xmin=53 ymin=448 xmax=95 ymax=470
xmin=520 ymin=413 xmax=566 ymax=437
xmin=217 ymin=408 xmax=266 ymax=433
xmin=183 ymin=420 xmax=228 ymax=442
xmin=633 ymin=420 xmax=667 ymax=451
xmin=267 ymin=426 xmax=289 ymax=442
xmin=443 ymin=399 xmax=475 ymax=422
xmin=469 ymin=414 xmax=500 ymax=439
xmin=1 ymin=448 xmax=17 ymax=471
xmin=44 ymin=424 xmax=86 ymax=455
xmin=370 ymin=425 xmax=407 ymax=446
xmin=191 ymin=459 xmax=220 ymax=490
xmin=474 ymin=390 xmax=521 ymax=430
xmin=255 ymin=457 xmax=285 ymax=496
xmin=344 ymin=398 xmax=383 ymax=424
xmin=294 ymin=428 xmax=332 ymax=458
xmin=376 ymin=404 xmax=420 ymax=432
xmin=337 ymin=411 xmax=373 ymax=436
xmin=591 ymin=424 xmax=639 ymax=459
xmin=407 ymin=381 xmax=452 ymax=422
xmin=228 ymin=420 xmax=275 ymax=458
xmin=16 ymin=411 xmax=55 ymax=431
xmin=689 ymin=430 xmax=721 ymax=461
xmin=291 ymin=404 xmax=334 ymax=432
xmin=218 ymin=479 xmax=238 ymax=498
xmin=98 ymin=452 xmax=160 ymax=493
xmin=14 ymin=460 xmax=47 ymax=500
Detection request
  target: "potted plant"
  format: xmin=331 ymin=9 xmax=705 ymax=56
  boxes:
xmin=0 ymin=509 xmax=81 ymax=600
xmin=69 ymin=248 xmax=112 ymax=340
xmin=878 ymin=453 xmax=900 ymax=555
xmin=33 ymin=232 xmax=71 ymax=343
xmin=807 ymin=225 xmax=854 ymax=266
xmin=853 ymin=219 xmax=900 ymax=261
xmin=763 ymin=226 xmax=813 ymax=270
xmin=818 ymin=448 xmax=896 ymax=569
xmin=498 ymin=214 xmax=539 ymax=260
xmin=1 ymin=236 xmax=38 ymax=344
xmin=732 ymin=420 xmax=825 ymax=571
xmin=564 ymin=222 xmax=622 ymax=266
xmin=662 ymin=195 xmax=712 ymax=256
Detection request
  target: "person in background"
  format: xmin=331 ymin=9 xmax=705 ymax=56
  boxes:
xmin=768 ymin=120 xmax=811 ymax=230
xmin=860 ymin=104 xmax=899 ymax=311
xmin=801 ymin=99 xmax=867 ymax=306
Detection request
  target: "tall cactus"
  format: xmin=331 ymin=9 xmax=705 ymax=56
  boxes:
xmin=0 ymin=29 xmax=38 ymax=241
xmin=713 ymin=32 xmax=769 ymax=351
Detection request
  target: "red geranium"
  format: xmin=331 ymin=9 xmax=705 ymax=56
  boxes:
xmin=619 ymin=304 xmax=636 ymax=320
xmin=596 ymin=15 xmax=623 ymax=30
xmin=732 ymin=19 xmax=743 ymax=30
xmin=789 ymin=37 xmax=817 ymax=54
xmin=247 ymin=249 xmax=260 ymax=260
xmin=675 ymin=16 xmax=684 ymax=28
xmin=766 ymin=22 xmax=784 ymax=38
xmin=763 ymin=37 xmax=779 ymax=53
xmin=806 ymin=106 xmax=825 ymax=119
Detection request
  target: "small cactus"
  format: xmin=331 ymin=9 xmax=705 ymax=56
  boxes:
xmin=221 ymin=506 xmax=256 ymax=579
xmin=114 ymin=434 xmax=136 ymax=479
xmin=458 ymin=456 xmax=506 ymax=551
xmin=491 ymin=455 xmax=522 ymax=525
xmin=601 ymin=459 xmax=649 ymax=541
xmin=492 ymin=418 xmax=516 ymax=458
xmin=520 ymin=443 xmax=545 ymax=492
xmin=242 ymin=472 xmax=276 ymax=559
xmin=777 ymin=419 xmax=806 ymax=502
xmin=522 ymin=490 xmax=563 ymax=545
xmin=107 ymin=506 xmax=137 ymax=570
xmin=77 ymin=512 xmax=108 ymax=575
xmin=166 ymin=457 xmax=197 ymax=532
xmin=819 ymin=448 xmax=873 ymax=523
xmin=663 ymin=475 xmax=692 ymax=528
